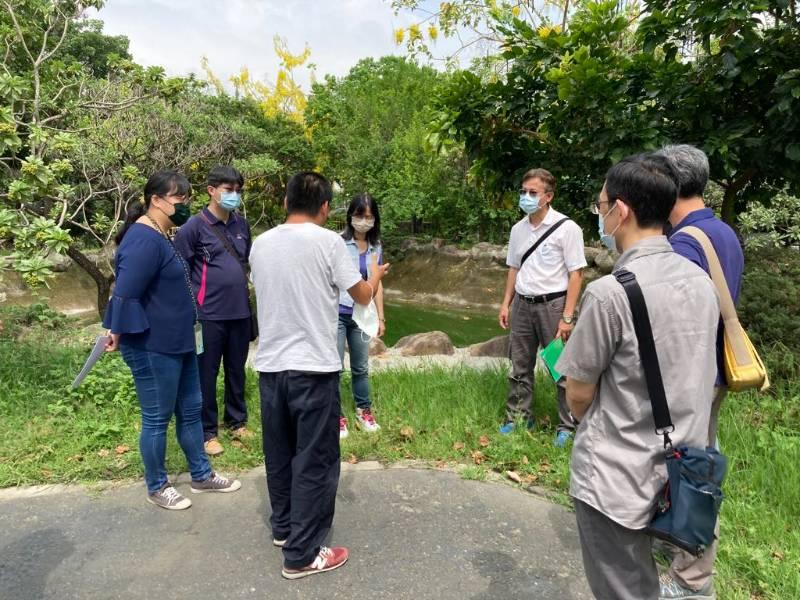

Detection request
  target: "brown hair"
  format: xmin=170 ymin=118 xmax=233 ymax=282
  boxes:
xmin=521 ymin=168 xmax=556 ymax=194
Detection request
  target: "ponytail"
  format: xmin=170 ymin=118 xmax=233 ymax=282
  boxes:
xmin=114 ymin=170 xmax=192 ymax=245
xmin=114 ymin=199 xmax=147 ymax=245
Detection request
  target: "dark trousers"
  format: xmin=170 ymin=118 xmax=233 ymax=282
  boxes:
xmin=260 ymin=370 xmax=341 ymax=569
xmin=198 ymin=318 xmax=250 ymax=441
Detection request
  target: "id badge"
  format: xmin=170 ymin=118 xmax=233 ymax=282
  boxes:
xmin=194 ymin=322 xmax=204 ymax=355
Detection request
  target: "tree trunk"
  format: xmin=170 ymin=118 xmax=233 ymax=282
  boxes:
xmin=720 ymin=167 xmax=757 ymax=229
xmin=65 ymin=244 xmax=114 ymax=320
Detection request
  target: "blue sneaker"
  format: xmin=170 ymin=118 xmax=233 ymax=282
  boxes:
xmin=499 ymin=421 xmax=515 ymax=434
xmin=554 ymin=430 xmax=573 ymax=448
xmin=499 ymin=419 xmax=535 ymax=435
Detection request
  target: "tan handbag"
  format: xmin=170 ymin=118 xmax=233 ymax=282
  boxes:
xmin=681 ymin=226 xmax=769 ymax=392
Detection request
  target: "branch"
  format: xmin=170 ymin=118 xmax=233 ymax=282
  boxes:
xmin=2 ymin=1 xmax=36 ymax=66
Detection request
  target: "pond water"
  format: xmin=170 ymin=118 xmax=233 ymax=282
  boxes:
xmin=383 ymin=300 xmax=502 ymax=347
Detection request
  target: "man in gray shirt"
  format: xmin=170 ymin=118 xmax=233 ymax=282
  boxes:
xmin=556 ymin=154 xmax=719 ymax=599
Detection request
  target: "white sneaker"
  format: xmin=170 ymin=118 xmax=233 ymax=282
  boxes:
xmin=339 ymin=416 xmax=349 ymax=440
xmin=355 ymin=408 xmax=381 ymax=432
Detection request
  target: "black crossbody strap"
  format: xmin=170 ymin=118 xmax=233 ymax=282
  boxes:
xmin=519 ymin=217 xmax=570 ymax=269
xmin=199 ymin=211 xmax=249 ymax=278
xmin=614 ymin=269 xmax=675 ymax=448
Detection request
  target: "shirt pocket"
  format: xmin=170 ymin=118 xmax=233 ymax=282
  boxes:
xmin=538 ymin=241 xmax=562 ymax=266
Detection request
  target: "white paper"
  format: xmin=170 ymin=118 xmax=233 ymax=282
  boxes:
xmin=71 ymin=335 xmax=110 ymax=389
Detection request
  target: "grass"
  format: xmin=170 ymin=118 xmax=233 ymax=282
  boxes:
xmin=383 ymin=300 xmax=503 ymax=347
xmin=0 ymin=322 xmax=798 ymax=599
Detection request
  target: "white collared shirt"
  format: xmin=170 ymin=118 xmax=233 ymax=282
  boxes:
xmin=506 ymin=207 xmax=587 ymax=296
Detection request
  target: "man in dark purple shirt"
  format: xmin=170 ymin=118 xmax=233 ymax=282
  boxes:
xmin=174 ymin=166 xmax=253 ymax=456
xmin=657 ymin=144 xmax=744 ymax=600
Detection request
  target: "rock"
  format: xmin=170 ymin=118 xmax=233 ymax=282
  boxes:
xmin=583 ymin=246 xmax=601 ymax=267
xmin=594 ymin=249 xmax=619 ymax=274
xmin=431 ymin=238 xmax=446 ymax=249
xmin=394 ymin=331 xmax=455 ymax=356
xmin=49 ymin=253 xmax=73 ymax=273
xmin=467 ymin=335 xmax=509 ymax=358
xmin=369 ymin=337 xmax=387 ymax=356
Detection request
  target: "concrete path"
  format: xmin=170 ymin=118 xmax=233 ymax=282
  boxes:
xmin=0 ymin=466 xmax=591 ymax=600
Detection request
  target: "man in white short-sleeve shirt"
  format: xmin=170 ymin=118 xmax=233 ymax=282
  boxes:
xmin=249 ymin=172 xmax=389 ymax=580
xmin=498 ymin=168 xmax=586 ymax=446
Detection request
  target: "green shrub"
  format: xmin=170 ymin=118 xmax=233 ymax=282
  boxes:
xmin=738 ymin=246 xmax=800 ymax=354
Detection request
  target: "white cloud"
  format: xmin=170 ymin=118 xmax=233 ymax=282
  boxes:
xmin=91 ymin=0 xmax=428 ymax=90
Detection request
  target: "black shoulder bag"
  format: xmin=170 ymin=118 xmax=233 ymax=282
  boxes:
xmin=200 ymin=213 xmax=258 ymax=342
xmin=614 ymin=268 xmax=727 ymax=557
xmin=518 ymin=217 xmax=570 ymax=269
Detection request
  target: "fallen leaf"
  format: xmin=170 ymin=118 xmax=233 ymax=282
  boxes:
xmin=506 ymin=470 xmax=522 ymax=483
xmin=67 ymin=454 xmax=83 ymax=463
xmin=453 ymin=441 xmax=465 ymax=451
xmin=772 ymin=551 xmax=785 ymax=561
xmin=540 ymin=415 xmax=552 ymax=427
xmin=97 ymin=449 xmax=110 ymax=458
xmin=478 ymin=435 xmax=490 ymax=448
xmin=462 ymin=316 xmax=471 ymax=321
xmin=538 ymin=461 xmax=552 ymax=472
xmin=115 ymin=445 xmax=129 ymax=455
xmin=522 ymin=455 xmax=529 ymax=465
xmin=231 ymin=440 xmax=244 ymax=449
xmin=470 ymin=450 xmax=485 ymax=465
xmin=400 ymin=426 xmax=414 ymax=439
xmin=524 ymin=474 xmax=539 ymax=484
xmin=347 ymin=454 xmax=358 ymax=464
xmin=41 ymin=469 xmax=54 ymax=479
xmin=435 ymin=460 xmax=446 ymax=469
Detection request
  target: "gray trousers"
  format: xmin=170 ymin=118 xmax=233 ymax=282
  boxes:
xmin=574 ymin=499 xmax=659 ymax=600
xmin=506 ymin=294 xmax=574 ymax=432
xmin=667 ymin=385 xmax=727 ymax=590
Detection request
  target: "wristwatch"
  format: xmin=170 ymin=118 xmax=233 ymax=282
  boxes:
xmin=561 ymin=314 xmax=575 ymax=325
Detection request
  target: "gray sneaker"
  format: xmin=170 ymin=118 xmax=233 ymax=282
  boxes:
xmin=147 ymin=484 xmax=192 ymax=510
xmin=190 ymin=472 xmax=242 ymax=494
xmin=659 ymin=573 xmax=716 ymax=600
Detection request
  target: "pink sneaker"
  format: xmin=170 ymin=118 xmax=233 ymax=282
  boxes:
xmin=282 ymin=546 xmax=349 ymax=579
xmin=339 ymin=416 xmax=349 ymax=440
xmin=355 ymin=408 xmax=381 ymax=433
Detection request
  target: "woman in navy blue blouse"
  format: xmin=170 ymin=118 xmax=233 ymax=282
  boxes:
xmin=103 ymin=171 xmax=242 ymax=510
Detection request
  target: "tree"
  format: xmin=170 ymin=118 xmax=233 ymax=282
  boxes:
xmin=58 ymin=18 xmax=131 ymax=78
xmin=305 ymin=56 xmax=513 ymax=242
xmin=429 ymin=0 xmax=800 ymax=226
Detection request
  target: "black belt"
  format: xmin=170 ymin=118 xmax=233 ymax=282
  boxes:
xmin=518 ymin=290 xmax=567 ymax=304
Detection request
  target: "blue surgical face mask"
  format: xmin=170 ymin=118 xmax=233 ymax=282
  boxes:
xmin=519 ymin=193 xmax=540 ymax=215
xmin=598 ymin=204 xmax=620 ymax=253
xmin=220 ymin=191 xmax=241 ymax=211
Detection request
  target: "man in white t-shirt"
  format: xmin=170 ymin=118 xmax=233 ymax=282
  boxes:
xmin=249 ymin=172 xmax=389 ymax=580
xmin=498 ymin=168 xmax=587 ymax=447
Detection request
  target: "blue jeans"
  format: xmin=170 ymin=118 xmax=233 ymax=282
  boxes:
xmin=336 ymin=313 xmax=371 ymax=413
xmin=120 ymin=344 xmax=213 ymax=493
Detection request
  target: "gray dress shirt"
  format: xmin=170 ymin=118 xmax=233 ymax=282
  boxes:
xmin=556 ymin=236 xmax=719 ymax=529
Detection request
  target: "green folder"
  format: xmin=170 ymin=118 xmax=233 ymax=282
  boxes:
xmin=539 ymin=338 xmax=565 ymax=382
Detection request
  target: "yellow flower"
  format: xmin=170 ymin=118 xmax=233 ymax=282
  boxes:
xmin=428 ymin=25 xmax=439 ymax=40
xmin=394 ymin=28 xmax=405 ymax=45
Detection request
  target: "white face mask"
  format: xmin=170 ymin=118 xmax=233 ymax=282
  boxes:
xmin=352 ymin=217 xmax=375 ymax=233
xmin=353 ymin=299 xmax=380 ymax=340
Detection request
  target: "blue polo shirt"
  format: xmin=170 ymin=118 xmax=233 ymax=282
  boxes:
xmin=173 ymin=207 xmax=252 ymax=321
xmin=669 ymin=208 xmax=744 ymax=385
xmin=103 ymin=224 xmax=196 ymax=354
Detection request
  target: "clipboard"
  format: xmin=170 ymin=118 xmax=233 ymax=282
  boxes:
xmin=539 ymin=337 xmax=564 ymax=383
xmin=72 ymin=335 xmax=110 ymax=389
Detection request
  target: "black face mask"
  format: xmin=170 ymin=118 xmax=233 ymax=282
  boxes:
xmin=169 ymin=203 xmax=191 ymax=227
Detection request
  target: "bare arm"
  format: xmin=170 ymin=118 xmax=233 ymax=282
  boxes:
xmin=376 ymin=281 xmax=386 ymax=337
xmin=566 ymin=378 xmax=597 ymax=420
xmin=348 ymin=255 xmax=389 ymax=305
xmin=556 ymin=269 xmax=584 ymax=340
xmin=498 ymin=267 xmax=519 ymax=329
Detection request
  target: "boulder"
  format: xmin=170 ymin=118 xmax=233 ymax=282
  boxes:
xmin=594 ymin=248 xmax=619 ymax=274
xmin=467 ymin=335 xmax=510 ymax=358
xmin=583 ymin=246 xmax=601 ymax=267
xmin=394 ymin=331 xmax=455 ymax=356
xmin=369 ymin=337 xmax=387 ymax=356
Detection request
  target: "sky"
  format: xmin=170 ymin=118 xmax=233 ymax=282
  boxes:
xmin=91 ymin=0 xmax=458 ymax=90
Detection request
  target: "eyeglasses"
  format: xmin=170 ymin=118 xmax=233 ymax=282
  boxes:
xmin=162 ymin=194 xmax=192 ymax=206
xmin=519 ymin=189 xmax=542 ymax=196
xmin=589 ymin=197 xmax=612 ymax=215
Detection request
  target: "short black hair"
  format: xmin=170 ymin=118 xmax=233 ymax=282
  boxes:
xmin=342 ymin=193 xmax=381 ymax=246
xmin=604 ymin=153 xmax=678 ymax=229
xmin=286 ymin=171 xmax=332 ymax=216
xmin=207 ymin=165 xmax=244 ymax=188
